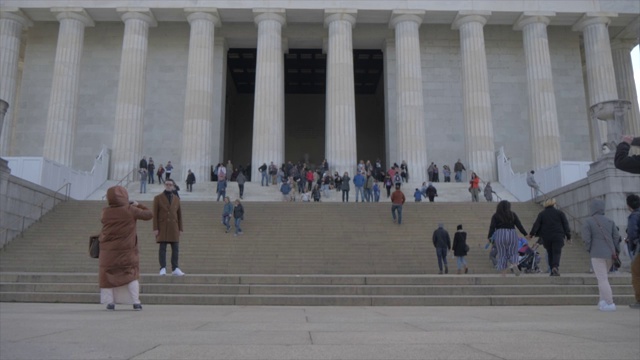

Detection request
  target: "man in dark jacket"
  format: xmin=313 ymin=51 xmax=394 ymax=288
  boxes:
xmin=529 ymin=198 xmax=571 ymax=276
xmin=614 ymin=135 xmax=640 ymax=174
xmin=627 ymin=194 xmax=640 ymax=309
xmin=432 ymin=223 xmax=451 ymax=274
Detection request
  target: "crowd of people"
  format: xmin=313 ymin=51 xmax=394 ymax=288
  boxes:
xmin=101 ymin=135 xmax=639 ymax=312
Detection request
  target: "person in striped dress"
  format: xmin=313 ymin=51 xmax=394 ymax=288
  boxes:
xmin=487 ymin=200 xmax=529 ymax=276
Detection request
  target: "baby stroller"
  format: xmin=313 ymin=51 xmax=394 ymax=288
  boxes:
xmin=517 ymin=242 xmax=541 ymax=273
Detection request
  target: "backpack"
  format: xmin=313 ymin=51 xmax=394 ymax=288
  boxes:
xmin=394 ymin=173 xmax=401 ymax=184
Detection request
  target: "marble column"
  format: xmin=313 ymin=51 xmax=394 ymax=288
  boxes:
xmin=514 ymin=13 xmax=562 ymax=169
xmin=251 ymin=9 xmax=286 ymax=182
xmin=611 ymin=39 xmax=640 ymax=136
xmin=0 ymin=9 xmax=32 ymax=156
xmin=325 ymin=10 xmax=357 ymax=176
xmin=573 ymin=14 xmax=618 ymax=149
xmin=111 ymin=9 xmax=156 ymax=180
xmin=390 ymin=10 xmax=428 ymax=182
xmin=212 ymin=37 xmax=228 ymax=171
xmin=382 ymin=38 xmax=398 ymax=169
xmin=180 ymin=9 xmax=220 ymax=182
xmin=453 ymin=11 xmax=496 ymax=181
xmin=43 ymin=8 xmax=93 ymax=166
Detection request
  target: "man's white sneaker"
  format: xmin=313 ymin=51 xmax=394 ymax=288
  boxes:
xmin=172 ymin=268 xmax=185 ymax=276
xmin=159 ymin=268 xmax=166 ymax=276
xmin=597 ymin=300 xmax=606 ymax=309
xmin=599 ymin=303 xmax=616 ymax=312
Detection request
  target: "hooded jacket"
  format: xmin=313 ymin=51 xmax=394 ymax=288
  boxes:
xmin=99 ymin=186 xmax=152 ymax=288
xmin=582 ymin=199 xmax=620 ymax=259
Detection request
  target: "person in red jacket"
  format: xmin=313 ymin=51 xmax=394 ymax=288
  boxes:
xmin=390 ymin=184 xmax=406 ymax=225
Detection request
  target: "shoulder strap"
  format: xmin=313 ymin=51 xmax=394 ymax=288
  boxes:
xmin=592 ymin=216 xmax=617 ymax=254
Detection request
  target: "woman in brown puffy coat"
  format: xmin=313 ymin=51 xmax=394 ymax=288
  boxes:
xmin=99 ymin=186 xmax=152 ymax=311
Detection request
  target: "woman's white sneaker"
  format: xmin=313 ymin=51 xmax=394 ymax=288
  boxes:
xmin=599 ymin=303 xmax=616 ymax=312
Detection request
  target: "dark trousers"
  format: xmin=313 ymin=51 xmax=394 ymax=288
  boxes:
xmin=342 ymin=190 xmax=349 ymax=202
xmin=157 ymin=175 xmax=164 ymax=184
xmin=238 ymin=184 xmax=244 ymax=198
xmin=159 ymin=242 xmax=179 ymax=270
xmin=148 ymin=174 xmax=154 ymax=184
xmin=436 ymin=247 xmax=448 ymax=271
xmin=543 ymin=240 xmax=564 ymax=269
xmin=187 ymin=183 xmax=193 ymax=192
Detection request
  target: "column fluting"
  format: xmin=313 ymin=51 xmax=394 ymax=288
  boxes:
xmin=43 ymin=8 xmax=93 ymax=166
xmin=390 ymin=11 xmax=428 ymax=182
xmin=325 ymin=10 xmax=357 ymax=177
xmin=611 ymin=39 xmax=640 ymax=136
xmin=0 ymin=10 xmax=32 ymax=156
xmin=251 ymin=9 xmax=286 ymax=182
xmin=515 ymin=14 xmax=562 ymax=168
xmin=180 ymin=9 xmax=220 ymax=181
xmin=111 ymin=9 xmax=156 ymax=180
xmin=453 ymin=12 xmax=496 ymax=181
xmin=573 ymin=15 xmax=619 ymax=147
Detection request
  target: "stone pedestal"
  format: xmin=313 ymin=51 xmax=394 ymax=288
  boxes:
xmin=453 ymin=11 xmax=496 ymax=181
xmin=111 ymin=8 xmax=156 ymax=180
xmin=586 ymin=153 xmax=638 ymax=235
xmin=43 ymin=8 xmax=94 ymax=166
xmin=0 ymin=9 xmax=32 ymax=156
xmin=325 ymin=10 xmax=357 ymax=177
xmin=180 ymin=9 xmax=220 ymax=181
xmin=251 ymin=9 xmax=286 ymax=182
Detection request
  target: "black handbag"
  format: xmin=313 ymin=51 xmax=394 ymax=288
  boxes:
xmin=89 ymin=235 xmax=100 ymax=259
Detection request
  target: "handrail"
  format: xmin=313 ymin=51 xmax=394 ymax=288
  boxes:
xmin=477 ymin=179 xmax=502 ymax=202
xmin=1 ymin=182 xmax=71 ymax=246
xmin=102 ymin=168 xmax=137 ymax=200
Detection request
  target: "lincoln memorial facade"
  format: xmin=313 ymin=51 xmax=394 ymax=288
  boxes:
xmin=0 ymin=1 xmax=638 ymax=182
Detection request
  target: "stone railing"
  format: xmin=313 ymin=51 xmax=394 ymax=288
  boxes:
xmin=496 ymin=147 xmax=591 ymax=201
xmin=4 ymin=146 xmax=110 ymax=200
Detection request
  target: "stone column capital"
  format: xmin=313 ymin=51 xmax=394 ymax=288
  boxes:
xmin=253 ymin=9 xmax=286 ymax=27
xmin=452 ymin=11 xmax=491 ymax=30
xmin=185 ymin=8 xmax=221 ymax=27
xmin=572 ymin=13 xmax=617 ymax=32
xmin=117 ymin=8 xmax=157 ymax=27
xmin=0 ymin=8 xmax=33 ymax=28
xmin=324 ymin=9 xmax=357 ymax=28
xmin=389 ymin=10 xmax=424 ymax=29
xmin=513 ymin=12 xmax=555 ymax=31
xmin=51 ymin=7 xmax=94 ymax=27
xmin=610 ymin=38 xmax=638 ymax=52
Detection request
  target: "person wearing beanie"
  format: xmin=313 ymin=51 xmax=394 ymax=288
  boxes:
xmin=626 ymin=194 xmax=640 ymax=309
xmin=529 ymin=198 xmax=571 ymax=276
xmin=452 ymin=224 xmax=469 ymax=274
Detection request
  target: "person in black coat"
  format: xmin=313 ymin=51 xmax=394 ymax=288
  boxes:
xmin=529 ymin=198 xmax=571 ymax=276
xmin=432 ymin=223 xmax=451 ymax=274
xmin=614 ymin=135 xmax=640 ymax=174
xmin=186 ymin=169 xmax=196 ymax=192
xmin=452 ymin=224 xmax=469 ymax=274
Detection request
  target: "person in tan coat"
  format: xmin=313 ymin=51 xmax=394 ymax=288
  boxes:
xmin=100 ymin=186 xmax=152 ymax=311
xmin=153 ymin=179 xmax=185 ymax=276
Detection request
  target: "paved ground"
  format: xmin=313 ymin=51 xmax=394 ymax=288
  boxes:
xmin=0 ymin=303 xmax=638 ymax=360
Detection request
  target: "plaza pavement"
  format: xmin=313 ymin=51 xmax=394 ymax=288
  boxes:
xmin=0 ymin=303 xmax=638 ymax=360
